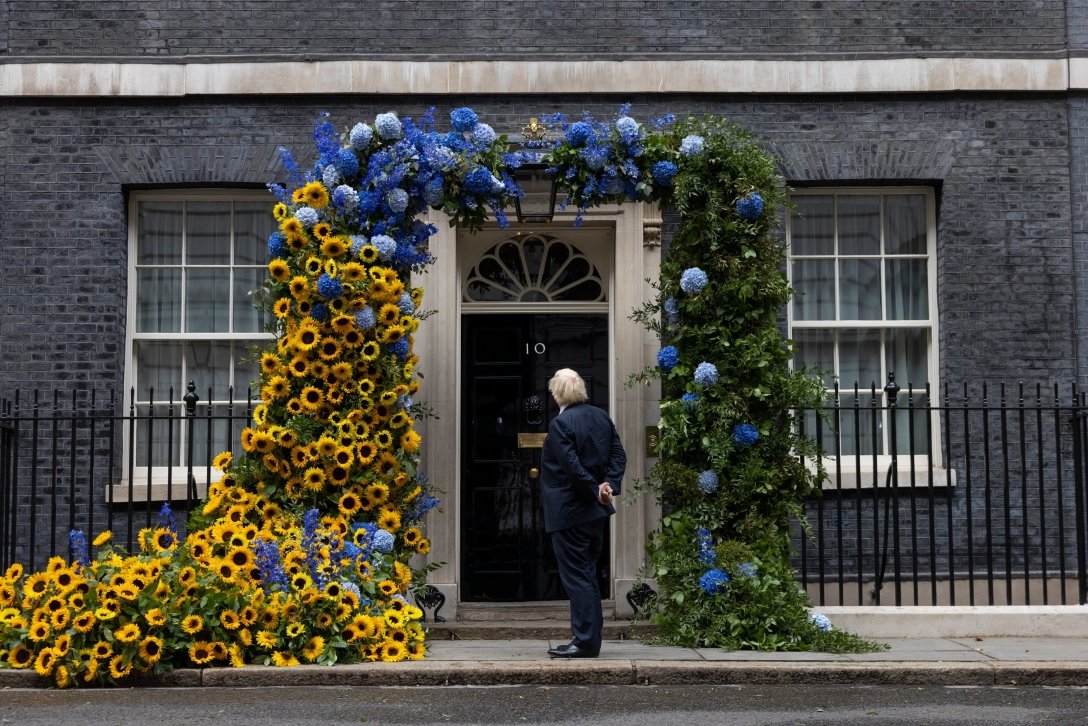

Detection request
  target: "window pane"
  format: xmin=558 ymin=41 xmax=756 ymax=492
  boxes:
xmin=886 ymin=328 xmax=929 ymax=388
xmin=884 ymin=194 xmax=927 ymax=255
xmin=185 ymin=341 xmax=233 ymax=396
xmin=893 ymin=391 xmax=931 ymax=456
xmin=837 ymin=195 xmax=880 ymax=255
xmin=792 ymin=329 xmax=835 ymax=386
xmin=137 ymin=202 xmax=182 ymax=265
xmin=885 ymin=259 xmax=928 ymax=320
xmin=836 ymin=393 xmax=882 ymax=456
xmin=838 ymin=258 xmax=881 ymax=320
xmin=134 ymin=408 xmax=181 ymax=468
xmin=838 ymin=329 xmax=881 ymax=388
xmin=135 ymin=341 xmax=183 ymax=400
xmin=234 ymin=202 xmax=272 ymax=265
xmin=186 ymin=202 xmax=231 ymax=266
xmin=791 ymin=196 xmax=834 ymax=255
xmin=136 ymin=268 xmax=181 ymax=333
xmin=191 ymin=403 xmax=246 ymax=465
xmin=233 ymin=267 xmax=267 ymax=333
xmin=185 ymin=268 xmax=231 ymax=332
xmin=792 ymin=259 xmax=835 ymax=321
xmin=234 ymin=348 xmax=261 ymax=396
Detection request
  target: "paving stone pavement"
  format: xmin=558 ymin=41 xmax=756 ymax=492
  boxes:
xmin=3 ymin=637 xmax=1088 ymax=689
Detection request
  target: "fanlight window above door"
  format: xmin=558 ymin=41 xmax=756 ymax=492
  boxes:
xmin=463 ymin=234 xmax=606 ymax=303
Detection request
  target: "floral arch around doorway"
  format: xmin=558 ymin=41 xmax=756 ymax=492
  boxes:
xmin=0 ymin=106 xmax=872 ymax=688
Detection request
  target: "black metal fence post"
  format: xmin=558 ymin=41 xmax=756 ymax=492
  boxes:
xmin=185 ymin=382 xmax=199 ymax=512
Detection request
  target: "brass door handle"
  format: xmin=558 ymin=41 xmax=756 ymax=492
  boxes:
xmin=528 ymin=467 xmax=539 ymax=480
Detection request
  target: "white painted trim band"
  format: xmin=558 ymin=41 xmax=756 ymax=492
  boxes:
xmin=0 ymin=57 xmax=1074 ymax=97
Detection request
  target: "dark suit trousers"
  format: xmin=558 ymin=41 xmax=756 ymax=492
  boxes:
xmin=549 ymin=517 xmax=605 ymax=652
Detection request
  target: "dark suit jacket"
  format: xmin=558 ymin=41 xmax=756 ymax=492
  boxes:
xmin=539 ymin=402 xmax=627 ymax=534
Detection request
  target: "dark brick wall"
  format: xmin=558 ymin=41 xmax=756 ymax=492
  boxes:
xmin=1071 ymin=95 xmax=1088 ymax=389
xmin=0 ymin=1 xmax=1069 ymax=58
xmin=1070 ymin=0 xmax=1088 ymax=51
xmin=0 ymin=94 xmax=1076 ymax=393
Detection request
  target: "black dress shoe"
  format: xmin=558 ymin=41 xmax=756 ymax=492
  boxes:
xmin=548 ymin=643 xmax=599 ymax=658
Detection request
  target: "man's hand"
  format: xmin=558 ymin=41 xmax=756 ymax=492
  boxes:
xmin=598 ymin=483 xmax=614 ymax=505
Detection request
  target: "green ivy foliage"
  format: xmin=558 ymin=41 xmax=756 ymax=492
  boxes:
xmin=613 ymin=115 xmax=878 ymax=652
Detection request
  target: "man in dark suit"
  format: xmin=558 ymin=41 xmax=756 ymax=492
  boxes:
xmin=539 ymin=368 xmax=626 ymax=659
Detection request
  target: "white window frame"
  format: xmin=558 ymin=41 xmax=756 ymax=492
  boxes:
xmin=118 ymin=189 xmax=274 ymax=500
xmin=786 ymin=186 xmax=951 ymax=488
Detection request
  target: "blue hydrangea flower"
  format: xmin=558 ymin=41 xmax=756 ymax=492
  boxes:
xmin=732 ymin=423 xmax=760 ymax=447
xmin=567 ymin=121 xmax=594 ymax=147
xmin=398 ymin=292 xmax=415 ymax=314
xmin=699 ymin=568 xmax=730 ymax=595
xmin=373 ymin=529 xmax=395 ymax=554
xmin=350 ymin=235 xmax=369 ymax=256
xmin=465 ymin=167 xmax=503 ymax=195
xmin=581 ymin=146 xmax=609 ymax=172
xmin=615 ymin=116 xmax=640 ymax=143
xmin=294 ymin=206 xmax=319 ymax=227
xmin=341 ymin=581 xmax=362 ymax=599
xmin=69 ymin=530 xmax=90 ymax=568
xmin=397 ymin=395 xmax=413 ymax=411
xmin=333 ymin=184 xmax=359 ymax=213
xmin=423 ymin=176 xmax=445 ymax=206
xmin=698 ymin=470 xmax=719 ymax=494
xmin=374 ymin=112 xmax=402 ymax=140
xmin=354 ymin=306 xmax=376 ymax=330
xmin=657 ymin=345 xmax=679 ymax=372
xmin=385 ymin=188 xmax=410 ymax=214
xmin=472 ymin=122 xmax=497 ymax=148
xmin=810 ymin=611 xmax=833 ymax=632
xmin=663 ymin=297 xmax=679 ymax=317
xmin=651 ymin=160 xmax=679 ymax=186
xmin=736 ymin=191 xmax=765 ymax=220
xmin=310 ymin=303 xmax=328 ymax=322
xmin=317 ymin=274 xmax=343 ymax=300
xmin=694 ymin=362 xmax=719 ymax=388
xmin=737 ymin=562 xmax=758 ymax=578
xmin=334 ymin=148 xmax=360 ymax=178
xmin=432 ymin=146 xmax=457 ymax=172
xmin=679 ymin=267 xmax=708 ymax=295
xmin=681 ymin=392 xmax=699 ymax=410
xmin=389 ymin=338 xmax=410 ymax=359
xmin=696 ymin=527 xmax=715 ymax=565
xmin=349 ymin=122 xmax=373 ymax=150
xmin=680 ymin=135 xmax=705 ymax=156
xmin=371 ymin=234 xmax=397 ymax=260
xmin=267 ymin=231 xmax=287 ymax=259
xmin=322 ymin=165 xmax=341 ymax=189
xmin=450 ymin=107 xmax=479 ymax=133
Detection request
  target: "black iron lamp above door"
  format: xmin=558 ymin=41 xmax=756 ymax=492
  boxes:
xmin=511 ymin=118 xmax=558 ymax=225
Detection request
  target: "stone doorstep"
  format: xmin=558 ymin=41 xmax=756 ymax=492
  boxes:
xmin=423 ymin=618 xmax=654 ymax=641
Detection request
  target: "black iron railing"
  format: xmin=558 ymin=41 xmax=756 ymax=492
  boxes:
xmin=0 ymin=382 xmax=252 ymax=571
xmin=796 ymin=375 xmax=1088 ymax=607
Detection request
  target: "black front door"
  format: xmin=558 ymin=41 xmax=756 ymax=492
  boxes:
xmin=460 ymin=313 xmax=609 ymax=601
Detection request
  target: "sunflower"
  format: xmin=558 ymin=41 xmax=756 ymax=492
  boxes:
xmin=377 ymin=303 xmax=400 ymax=325
xmin=374 ymin=430 xmax=393 ymax=449
xmin=366 ymin=482 xmax=389 ymax=506
xmin=360 ymin=340 xmax=381 ymax=361
xmin=389 ymin=411 xmax=409 ymax=429
xmin=7 ymin=644 xmax=32 ymax=669
xmin=288 ymin=275 xmax=311 ymax=300
xmin=280 ymin=216 xmax=303 ymax=237
xmin=294 ymin=320 xmax=321 ymax=350
xmin=92 ymin=641 xmax=113 ymax=660
xmin=268 ymin=259 xmax=290 ymax=282
xmin=139 ymin=636 xmax=163 ymax=664
xmin=379 ymin=641 xmax=407 ymax=663
xmin=188 ymin=641 xmax=215 ymax=665
xmin=415 ymin=537 xmax=432 ymax=555
xmin=377 ymin=579 xmax=398 ymax=597
xmin=72 ymin=610 xmax=96 ymax=633
xmin=50 ymin=607 xmax=71 ymax=630
xmin=378 ymin=509 xmax=402 ymax=534
xmin=328 ymin=466 xmax=350 ymax=487
xmin=301 ymin=635 xmax=326 ymax=663
xmin=302 ymin=467 xmax=325 ymax=491
xmin=300 ymin=386 xmax=324 ymax=411
xmin=304 ymin=256 xmax=323 ymax=275
xmin=329 ymin=362 xmax=352 ymax=382
xmin=384 ymin=609 xmax=405 ymax=628
xmin=227 ymin=547 xmax=254 ymax=570
xmin=216 ymin=559 xmax=239 ymax=581
xmin=301 ymin=181 xmax=330 ymax=209
xmin=333 ymin=446 xmax=354 ymax=467
xmin=181 ymin=614 xmax=204 ymax=635
xmin=316 ymin=338 xmax=341 ymax=362
xmin=262 ymin=375 xmax=291 ymax=402
xmin=400 ymin=429 xmax=422 ymax=453
xmin=23 ymin=571 xmax=49 ymax=600
xmin=313 ymin=222 xmax=334 ymax=241
xmin=114 ymin=622 xmax=141 ymax=643
xmin=228 ymin=643 xmax=246 ymax=668
xmin=406 ymin=640 xmax=426 ymax=660
xmin=271 ymin=651 xmax=300 ymax=667
xmin=272 ymin=297 xmax=292 ymax=318
xmin=355 ymin=440 xmax=377 ymax=466
xmin=285 ymin=621 xmax=305 ymax=638
xmin=380 ymin=325 xmax=405 ymax=344
xmin=403 ymin=527 xmax=423 ymax=546
xmin=358 ymin=244 xmax=379 ymax=263
xmin=33 ymin=648 xmax=56 ymax=676
xmin=338 ymin=492 xmax=362 ymax=517
xmin=28 ymin=620 xmax=50 ymax=642
xmin=321 ymin=236 xmax=347 ymax=257
xmin=256 ymin=630 xmax=278 ymax=649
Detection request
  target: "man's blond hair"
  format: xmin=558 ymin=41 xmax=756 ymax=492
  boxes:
xmin=548 ymin=368 xmax=588 ymax=408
